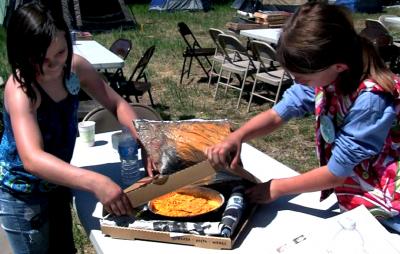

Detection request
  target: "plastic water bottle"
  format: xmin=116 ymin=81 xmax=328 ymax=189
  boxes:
xmin=220 ymin=185 xmax=245 ymax=237
xmin=326 ymin=217 xmax=368 ymax=254
xmin=70 ymin=30 xmax=77 ymax=45
xmin=118 ymin=128 xmax=145 ymax=189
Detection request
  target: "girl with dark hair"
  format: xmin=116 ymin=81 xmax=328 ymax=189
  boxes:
xmin=206 ymin=2 xmax=400 ymax=231
xmin=0 ymin=2 xmax=146 ymax=253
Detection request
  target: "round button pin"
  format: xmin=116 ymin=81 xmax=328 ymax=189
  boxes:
xmin=320 ymin=115 xmax=335 ymax=144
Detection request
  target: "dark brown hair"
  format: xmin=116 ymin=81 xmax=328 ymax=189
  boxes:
xmin=277 ymin=2 xmax=394 ymax=94
xmin=6 ymin=2 xmax=73 ymax=102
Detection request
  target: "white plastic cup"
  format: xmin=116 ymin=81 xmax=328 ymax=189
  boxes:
xmin=111 ymin=131 xmax=122 ymax=150
xmin=78 ymin=121 xmax=96 ymax=146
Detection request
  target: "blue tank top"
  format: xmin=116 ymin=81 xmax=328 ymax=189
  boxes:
xmin=0 ymin=73 xmax=80 ymax=193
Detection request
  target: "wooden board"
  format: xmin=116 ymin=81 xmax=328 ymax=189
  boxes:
xmin=226 ymin=22 xmax=281 ymax=31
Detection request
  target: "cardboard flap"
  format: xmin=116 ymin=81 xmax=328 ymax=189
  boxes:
xmin=125 ymin=160 xmax=261 ymax=208
xmin=125 ymin=160 xmax=219 ymax=208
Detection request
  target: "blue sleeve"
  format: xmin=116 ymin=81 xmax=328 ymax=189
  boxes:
xmin=272 ymin=83 xmax=315 ymax=121
xmin=328 ymin=91 xmax=396 ymax=177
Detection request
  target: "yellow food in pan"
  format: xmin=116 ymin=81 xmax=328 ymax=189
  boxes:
xmin=151 ymin=192 xmax=221 ymax=217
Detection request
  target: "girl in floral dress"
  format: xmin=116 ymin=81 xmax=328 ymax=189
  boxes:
xmin=206 ymin=2 xmax=400 ymax=232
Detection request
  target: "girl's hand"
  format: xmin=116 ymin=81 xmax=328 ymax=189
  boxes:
xmin=205 ymin=135 xmax=243 ymax=170
xmin=245 ymin=180 xmax=279 ymax=204
xmin=137 ymin=139 xmax=157 ymax=177
xmin=141 ymin=149 xmax=156 ymax=177
xmin=93 ymin=176 xmax=134 ymax=216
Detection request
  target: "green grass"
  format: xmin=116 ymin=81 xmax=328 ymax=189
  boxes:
xmin=71 ymin=211 xmax=93 ymax=253
xmin=0 ymin=28 xmax=7 ymax=80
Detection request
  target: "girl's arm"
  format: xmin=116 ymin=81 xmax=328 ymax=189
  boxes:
xmin=207 ymin=84 xmax=314 ymax=170
xmin=207 ymin=109 xmax=284 ymax=170
xmin=4 ymin=76 xmax=132 ymax=215
xmin=246 ymin=166 xmax=346 ymax=203
xmin=73 ymin=55 xmax=155 ymax=174
xmin=73 ymin=54 xmax=139 ymax=138
xmin=232 ymin=108 xmax=284 ymax=142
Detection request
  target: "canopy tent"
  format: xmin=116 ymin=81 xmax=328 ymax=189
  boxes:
xmin=1 ymin=0 xmax=21 ymax=27
xmin=335 ymin=0 xmax=383 ymax=13
xmin=62 ymin=0 xmax=137 ymax=32
xmin=232 ymin=0 xmax=306 ymax=13
xmin=3 ymin=0 xmax=137 ymax=32
xmin=0 ymin=0 xmax=8 ymax=26
xmin=233 ymin=0 xmax=384 ymax=13
xmin=149 ymin=0 xmax=211 ymax=12
xmin=231 ymin=0 xmax=261 ymax=12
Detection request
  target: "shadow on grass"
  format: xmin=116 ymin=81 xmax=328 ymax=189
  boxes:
xmin=153 ymin=103 xmax=171 ymax=120
xmin=178 ymin=114 xmax=196 ymax=120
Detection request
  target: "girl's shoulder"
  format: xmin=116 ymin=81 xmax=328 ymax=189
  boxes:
xmin=5 ymin=74 xmax=19 ymax=86
xmin=71 ymin=53 xmax=92 ymax=74
xmin=5 ymin=75 xmax=26 ymax=97
xmin=4 ymin=75 xmax=39 ymax=112
xmin=358 ymin=78 xmax=387 ymax=93
xmin=359 ymin=75 xmax=400 ymax=93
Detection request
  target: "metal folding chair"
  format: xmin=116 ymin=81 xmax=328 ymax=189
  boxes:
xmin=247 ymin=40 xmax=292 ymax=112
xmin=83 ymin=103 xmax=162 ymax=133
xmin=177 ymin=22 xmax=215 ymax=84
xmin=360 ymin=19 xmax=400 ymax=74
xmin=104 ymin=38 xmax=133 ymax=85
xmin=208 ymin=28 xmax=225 ymax=87
xmin=112 ymin=45 xmax=156 ymax=106
xmin=215 ymin=34 xmax=259 ymax=109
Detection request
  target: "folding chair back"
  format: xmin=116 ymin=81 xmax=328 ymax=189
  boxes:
xmin=251 ymin=40 xmax=279 ymax=71
xmin=214 ymin=34 xmax=259 ymax=109
xmin=116 ymin=45 xmax=156 ymax=106
xmin=360 ymin=19 xmax=393 ymax=48
xmin=360 ymin=19 xmax=400 ymax=74
xmin=247 ymin=40 xmax=292 ymax=112
xmin=178 ymin=22 xmax=202 ymax=50
xmin=128 ymin=45 xmax=155 ymax=82
xmin=83 ymin=106 xmax=121 ymax=133
xmin=110 ymin=38 xmax=132 ymax=60
xmin=105 ymin=38 xmax=133 ymax=89
xmin=209 ymin=28 xmax=224 ymax=53
xmin=218 ymin=34 xmax=252 ymax=65
xmin=83 ymin=103 xmax=161 ymax=134
xmin=208 ymin=28 xmax=225 ymax=87
xmin=177 ymin=22 xmax=215 ymax=84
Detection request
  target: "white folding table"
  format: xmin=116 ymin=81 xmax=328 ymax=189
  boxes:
xmin=71 ymin=131 xmax=344 ymax=254
xmin=240 ymin=28 xmax=282 ymax=44
xmin=73 ymin=40 xmax=124 ymax=70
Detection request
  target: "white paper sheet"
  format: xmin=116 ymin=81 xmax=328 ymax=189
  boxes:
xmin=273 ymin=205 xmax=400 ymax=254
